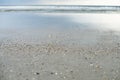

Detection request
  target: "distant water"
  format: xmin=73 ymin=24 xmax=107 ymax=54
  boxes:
xmin=0 ymin=5 xmax=120 ymax=13
xmin=0 ymin=5 xmax=120 ymax=47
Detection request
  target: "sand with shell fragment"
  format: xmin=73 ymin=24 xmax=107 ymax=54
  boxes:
xmin=0 ymin=29 xmax=120 ymax=80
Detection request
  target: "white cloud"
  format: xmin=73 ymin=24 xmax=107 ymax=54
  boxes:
xmin=36 ymin=0 xmax=120 ymax=5
xmin=0 ymin=0 xmax=120 ymax=5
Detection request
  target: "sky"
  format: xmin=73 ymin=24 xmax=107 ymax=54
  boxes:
xmin=0 ymin=0 xmax=120 ymax=5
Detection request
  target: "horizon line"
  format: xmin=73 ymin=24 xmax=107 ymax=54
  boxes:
xmin=0 ymin=5 xmax=120 ymax=7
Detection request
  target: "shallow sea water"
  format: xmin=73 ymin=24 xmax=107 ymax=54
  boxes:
xmin=0 ymin=12 xmax=120 ymax=44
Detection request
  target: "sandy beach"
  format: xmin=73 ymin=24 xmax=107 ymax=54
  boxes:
xmin=0 ymin=29 xmax=120 ymax=80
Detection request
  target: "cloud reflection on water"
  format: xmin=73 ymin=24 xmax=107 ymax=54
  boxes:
xmin=0 ymin=12 xmax=120 ymax=45
xmin=1 ymin=13 xmax=120 ymax=32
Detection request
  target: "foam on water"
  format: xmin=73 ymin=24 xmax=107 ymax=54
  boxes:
xmin=0 ymin=5 xmax=120 ymax=13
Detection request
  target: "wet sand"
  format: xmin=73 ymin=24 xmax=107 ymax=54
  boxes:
xmin=0 ymin=29 xmax=120 ymax=80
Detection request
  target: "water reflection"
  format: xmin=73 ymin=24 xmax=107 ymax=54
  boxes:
xmin=1 ymin=12 xmax=120 ymax=30
xmin=0 ymin=12 xmax=82 ymax=43
xmin=70 ymin=13 xmax=120 ymax=31
xmin=0 ymin=12 xmax=120 ymax=45
xmin=0 ymin=12 xmax=80 ymax=29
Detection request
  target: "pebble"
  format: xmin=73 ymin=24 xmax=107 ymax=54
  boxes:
xmin=34 ymin=72 xmax=40 ymax=75
xmin=50 ymin=72 xmax=54 ymax=75
xmin=70 ymin=71 xmax=74 ymax=73
xmin=95 ymin=64 xmax=102 ymax=69
xmin=50 ymin=72 xmax=58 ymax=75
xmin=36 ymin=72 xmax=40 ymax=75
xmin=64 ymin=50 xmax=68 ymax=52
xmin=85 ymin=57 xmax=88 ymax=60
xmin=41 ymin=63 xmax=44 ymax=65
xmin=9 ymin=69 xmax=13 ymax=72
xmin=63 ymin=76 xmax=66 ymax=79
xmin=90 ymin=63 xmax=94 ymax=67
xmin=55 ymin=72 xmax=58 ymax=75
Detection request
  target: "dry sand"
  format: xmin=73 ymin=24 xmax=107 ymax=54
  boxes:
xmin=0 ymin=29 xmax=120 ymax=80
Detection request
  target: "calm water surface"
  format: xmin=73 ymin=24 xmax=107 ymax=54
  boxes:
xmin=0 ymin=12 xmax=120 ymax=45
xmin=1 ymin=12 xmax=120 ymax=30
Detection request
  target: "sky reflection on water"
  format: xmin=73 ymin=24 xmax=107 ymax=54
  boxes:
xmin=0 ymin=12 xmax=120 ymax=31
xmin=0 ymin=12 xmax=88 ymax=31
xmin=0 ymin=12 xmax=120 ymax=45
